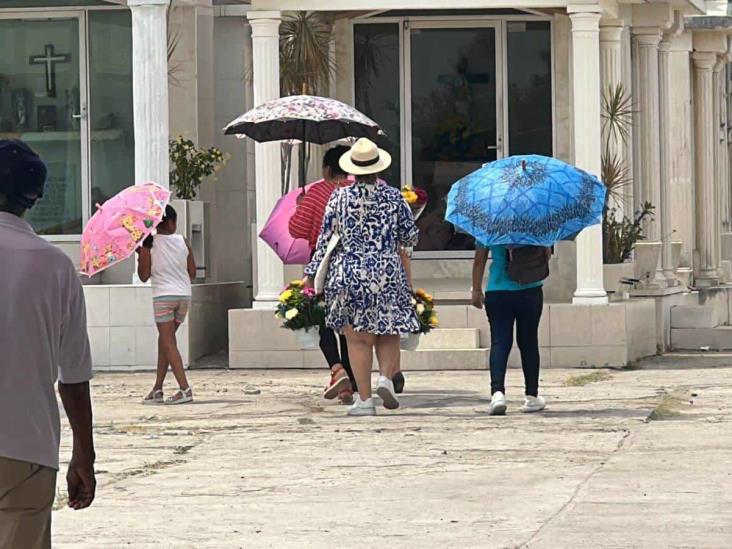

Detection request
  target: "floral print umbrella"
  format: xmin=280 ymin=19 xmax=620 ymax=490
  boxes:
xmin=80 ymin=182 xmax=170 ymax=277
xmin=223 ymin=95 xmax=382 ymax=144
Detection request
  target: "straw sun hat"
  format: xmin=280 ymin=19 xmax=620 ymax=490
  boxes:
xmin=339 ymin=138 xmax=392 ymax=176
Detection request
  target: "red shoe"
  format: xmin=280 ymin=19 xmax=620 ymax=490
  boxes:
xmin=323 ymin=367 xmax=350 ymax=400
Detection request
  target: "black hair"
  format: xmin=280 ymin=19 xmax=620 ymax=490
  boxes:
xmin=323 ymin=146 xmax=350 ymax=177
xmin=162 ymin=204 xmax=177 ymax=223
xmin=0 ymin=140 xmax=47 ymax=213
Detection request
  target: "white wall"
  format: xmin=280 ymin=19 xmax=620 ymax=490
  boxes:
xmin=213 ymin=15 xmax=252 ymax=287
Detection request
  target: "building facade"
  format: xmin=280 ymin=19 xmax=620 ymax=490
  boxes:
xmin=3 ymin=0 xmax=732 ymax=369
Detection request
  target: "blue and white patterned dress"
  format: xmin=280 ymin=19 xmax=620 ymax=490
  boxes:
xmin=305 ymin=181 xmax=420 ymax=335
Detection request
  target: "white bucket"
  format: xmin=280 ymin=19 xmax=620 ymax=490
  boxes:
xmin=400 ymin=332 xmax=421 ymax=351
xmin=294 ymin=328 xmax=320 ymax=350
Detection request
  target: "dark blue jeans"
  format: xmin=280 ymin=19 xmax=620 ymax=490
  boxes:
xmin=485 ymin=287 xmax=543 ymax=397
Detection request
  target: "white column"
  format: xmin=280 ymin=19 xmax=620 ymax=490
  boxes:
xmin=632 ymin=28 xmax=662 ymax=236
xmin=129 ymin=0 xmax=170 ymax=286
xmin=248 ymin=11 xmax=283 ymax=306
xmin=719 ymin=61 xmax=732 ymax=232
xmin=599 ymin=22 xmax=625 ymax=214
xmin=570 ymin=8 xmax=607 ymax=304
xmin=715 ymin=58 xmax=730 ymax=233
xmin=658 ymin=35 xmax=678 ymax=284
xmin=693 ymin=52 xmax=721 ymax=286
xmin=129 ymin=0 xmax=170 ymax=188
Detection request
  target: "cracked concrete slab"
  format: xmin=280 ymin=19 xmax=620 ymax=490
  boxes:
xmin=53 ymin=359 xmax=732 ymax=548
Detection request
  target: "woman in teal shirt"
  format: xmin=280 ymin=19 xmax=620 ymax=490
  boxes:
xmin=472 ymin=245 xmax=547 ymax=415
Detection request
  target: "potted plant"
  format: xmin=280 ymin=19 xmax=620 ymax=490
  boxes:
xmin=401 ymin=288 xmax=439 ymax=351
xmin=169 ymin=137 xmax=228 ymax=200
xmin=276 ymin=280 xmax=325 ymax=349
xmin=279 ymin=11 xmax=334 ymax=193
xmin=603 ymin=202 xmax=656 ymax=289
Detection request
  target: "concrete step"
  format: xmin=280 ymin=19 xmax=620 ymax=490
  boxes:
xmin=417 ymin=329 xmax=480 ymax=350
xmin=399 ymin=349 xmax=488 ymax=370
xmin=671 ymin=326 xmax=732 ymax=351
xmin=670 ymin=305 xmax=718 ymax=329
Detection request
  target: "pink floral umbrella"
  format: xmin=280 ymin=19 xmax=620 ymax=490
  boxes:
xmin=80 ymin=182 xmax=171 ymax=277
xmin=260 ymin=176 xmax=356 ymax=265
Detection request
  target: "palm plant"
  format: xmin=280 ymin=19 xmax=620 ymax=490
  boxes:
xmin=600 ymin=84 xmax=653 ymax=264
xmin=167 ymin=3 xmax=183 ymax=86
xmin=601 ymin=84 xmax=633 ymax=207
xmin=279 ymin=11 xmax=335 ymax=194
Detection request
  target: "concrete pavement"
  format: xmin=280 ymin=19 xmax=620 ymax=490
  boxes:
xmin=54 ymin=357 xmax=732 ymax=548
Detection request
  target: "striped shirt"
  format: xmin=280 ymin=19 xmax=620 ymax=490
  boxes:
xmin=288 ymin=179 xmax=351 ymax=250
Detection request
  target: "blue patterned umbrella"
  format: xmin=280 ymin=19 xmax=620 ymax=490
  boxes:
xmin=445 ymin=155 xmax=606 ymax=247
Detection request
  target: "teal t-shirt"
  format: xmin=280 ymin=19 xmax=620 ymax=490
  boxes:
xmin=485 ymin=246 xmax=544 ymax=292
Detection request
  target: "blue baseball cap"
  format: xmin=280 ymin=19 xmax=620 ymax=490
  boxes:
xmin=0 ymin=140 xmax=47 ymax=209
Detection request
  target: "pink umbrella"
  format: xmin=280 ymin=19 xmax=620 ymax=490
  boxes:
xmin=259 ymin=178 xmax=353 ymax=265
xmin=80 ymin=182 xmax=171 ymax=277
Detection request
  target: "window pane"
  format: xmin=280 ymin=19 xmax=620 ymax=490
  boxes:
xmin=89 ymin=11 xmax=134 ymax=207
xmin=354 ymin=23 xmax=401 ymax=187
xmin=507 ymin=21 xmax=552 ymax=156
xmin=0 ymin=18 xmax=83 ymax=235
xmin=411 ymin=27 xmax=497 ymax=252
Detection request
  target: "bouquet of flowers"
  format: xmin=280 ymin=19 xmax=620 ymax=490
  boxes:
xmin=413 ymin=288 xmax=439 ymax=334
xmin=276 ymin=281 xmax=325 ymax=348
xmin=401 ymin=186 xmax=429 ymax=220
xmin=401 ymin=288 xmax=439 ymax=351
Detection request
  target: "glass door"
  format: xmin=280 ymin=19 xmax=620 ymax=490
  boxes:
xmin=0 ymin=12 xmax=88 ymax=237
xmin=406 ymin=22 xmax=502 ymax=253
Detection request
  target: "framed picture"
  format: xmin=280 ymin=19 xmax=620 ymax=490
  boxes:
xmin=37 ymin=105 xmax=57 ymax=132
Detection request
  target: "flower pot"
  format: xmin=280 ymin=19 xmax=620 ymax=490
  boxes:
xmin=633 ymin=242 xmax=661 ymax=284
xmin=400 ymin=332 xmax=421 ymax=351
xmin=170 ymin=199 xmax=208 ymax=280
xmin=671 ymin=240 xmax=683 ymax=271
xmin=294 ymin=328 xmax=320 ymax=350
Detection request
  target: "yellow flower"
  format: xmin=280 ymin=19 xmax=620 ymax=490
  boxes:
xmin=289 ymin=280 xmax=304 ymax=288
xmin=424 ymin=293 xmax=434 ymax=303
xmin=285 ymin=308 xmax=299 ymax=320
xmin=279 ymin=289 xmax=293 ymax=303
xmin=416 ymin=304 xmax=425 ymax=315
xmin=429 ymin=315 xmax=439 ymax=327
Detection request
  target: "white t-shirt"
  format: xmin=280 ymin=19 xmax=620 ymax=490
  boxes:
xmin=0 ymin=212 xmax=92 ymax=470
xmin=150 ymin=233 xmax=192 ymax=298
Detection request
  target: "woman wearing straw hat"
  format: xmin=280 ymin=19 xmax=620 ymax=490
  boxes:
xmin=303 ymin=138 xmax=420 ymax=416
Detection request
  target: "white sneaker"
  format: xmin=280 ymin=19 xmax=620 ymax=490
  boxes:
xmin=376 ymin=376 xmax=400 ymax=410
xmin=347 ymin=397 xmax=376 ymax=416
xmin=523 ymin=395 xmax=546 ymax=413
xmin=489 ymin=391 xmax=507 ymax=416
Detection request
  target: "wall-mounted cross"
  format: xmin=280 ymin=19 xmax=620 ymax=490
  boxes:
xmin=29 ymin=44 xmax=71 ymax=98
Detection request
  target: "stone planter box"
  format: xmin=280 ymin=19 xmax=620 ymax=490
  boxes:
xmin=634 ymin=241 xmax=662 ymax=285
xmin=604 ymin=262 xmax=634 ymax=296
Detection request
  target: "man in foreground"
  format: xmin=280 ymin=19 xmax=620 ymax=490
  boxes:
xmin=0 ymin=140 xmax=96 ymax=548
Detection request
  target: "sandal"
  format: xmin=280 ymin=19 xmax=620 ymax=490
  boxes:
xmin=142 ymin=389 xmax=163 ymax=405
xmin=323 ymin=366 xmax=351 ymax=400
xmin=165 ymin=387 xmax=193 ymax=405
